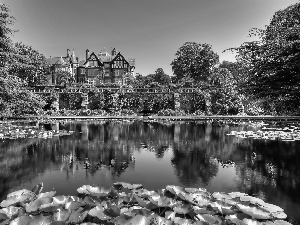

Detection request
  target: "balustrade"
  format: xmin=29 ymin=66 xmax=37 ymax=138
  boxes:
xmin=26 ymin=86 xmax=205 ymax=94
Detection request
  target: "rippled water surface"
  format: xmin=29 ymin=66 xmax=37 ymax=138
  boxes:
xmin=0 ymin=120 xmax=300 ymax=224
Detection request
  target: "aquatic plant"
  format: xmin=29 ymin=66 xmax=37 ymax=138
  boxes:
xmin=0 ymin=182 xmax=292 ymax=225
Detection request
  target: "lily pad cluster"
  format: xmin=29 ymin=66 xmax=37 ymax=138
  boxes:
xmin=0 ymin=124 xmax=74 ymax=139
xmin=0 ymin=182 xmax=293 ymax=225
xmin=227 ymin=126 xmax=300 ymax=141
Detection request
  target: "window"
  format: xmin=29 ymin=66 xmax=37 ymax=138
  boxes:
xmin=94 ymin=69 xmax=98 ymax=76
xmin=115 ymin=70 xmax=119 ymax=76
xmin=81 ymin=68 xmax=85 ymax=74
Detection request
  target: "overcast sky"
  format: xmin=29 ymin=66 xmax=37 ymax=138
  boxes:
xmin=2 ymin=0 xmax=299 ymax=76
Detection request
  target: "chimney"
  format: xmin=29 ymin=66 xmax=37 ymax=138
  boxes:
xmin=86 ymin=49 xmax=89 ymax=60
xmin=76 ymin=57 xmax=79 ymax=62
xmin=67 ymin=49 xmax=70 ymax=57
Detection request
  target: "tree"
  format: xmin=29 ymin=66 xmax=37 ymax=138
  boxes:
xmin=55 ymin=70 xmax=74 ymax=86
xmin=0 ymin=75 xmax=46 ymax=116
xmin=141 ymin=68 xmax=171 ymax=88
xmin=152 ymin=68 xmax=171 ymax=86
xmin=171 ymin=42 xmax=219 ymax=84
xmin=229 ymin=2 xmax=300 ymax=115
xmin=12 ymin=42 xmax=50 ymax=85
xmin=0 ymin=4 xmax=46 ymax=116
xmin=209 ymin=67 xmax=240 ymax=115
xmin=0 ymin=3 xmax=16 ymax=76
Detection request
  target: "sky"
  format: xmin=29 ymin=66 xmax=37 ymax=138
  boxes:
xmin=2 ymin=0 xmax=299 ymax=76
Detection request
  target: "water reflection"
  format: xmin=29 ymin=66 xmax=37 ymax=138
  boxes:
xmin=0 ymin=121 xmax=299 ymax=224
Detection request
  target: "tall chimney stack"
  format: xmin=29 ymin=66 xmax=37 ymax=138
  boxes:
xmin=67 ymin=49 xmax=70 ymax=57
xmin=86 ymin=49 xmax=89 ymax=61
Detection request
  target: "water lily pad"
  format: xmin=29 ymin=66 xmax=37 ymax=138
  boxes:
xmin=65 ymin=200 xmax=85 ymax=210
xmin=7 ymin=190 xmax=35 ymax=200
xmin=113 ymin=182 xmax=143 ymax=190
xmin=27 ymin=214 xmax=53 ymax=225
xmin=197 ymin=214 xmax=222 ymax=224
xmin=259 ymin=202 xmax=284 ymax=213
xmin=151 ymin=215 xmax=172 ymax=225
xmin=67 ymin=207 xmax=88 ymax=224
xmin=173 ymin=203 xmax=192 ymax=214
xmin=166 ymin=185 xmax=185 ymax=196
xmin=25 ymin=197 xmax=53 ymax=213
xmin=237 ymin=204 xmax=271 ymax=220
xmin=149 ymin=195 xmax=176 ymax=207
xmin=77 ymin=185 xmax=110 ymax=197
xmin=192 ymin=193 xmax=212 ymax=207
xmin=104 ymin=202 xmax=120 ymax=217
xmin=173 ymin=217 xmax=194 ymax=225
xmin=225 ymin=214 xmax=247 ymax=225
xmin=37 ymin=191 xmax=56 ymax=199
xmin=0 ymin=206 xmax=23 ymax=219
xmin=39 ymin=203 xmax=61 ymax=212
xmin=1 ymin=194 xmax=32 ymax=208
xmin=31 ymin=183 xmax=43 ymax=196
xmin=240 ymin=196 xmax=265 ymax=205
xmin=242 ymin=218 xmax=262 ymax=225
xmin=192 ymin=206 xmax=214 ymax=215
xmin=9 ymin=215 xmax=32 ymax=225
xmin=212 ymin=192 xmax=232 ymax=200
xmin=127 ymin=214 xmax=150 ymax=225
xmin=53 ymin=208 xmax=71 ymax=221
xmin=52 ymin=196 xmax=69 ymax=205
xmin=273 ymin=220 xmax=293 ymax=225
xmin=83 ymin=196 xmax=101 ymax=207
xmin=88 ymin=205 xmax=109 ymax=220
xmin=271 ymin=211 xmax=287 ymax=220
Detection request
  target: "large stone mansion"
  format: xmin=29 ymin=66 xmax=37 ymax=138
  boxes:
xmin=46 ymin=48 xmax=135 ymax=85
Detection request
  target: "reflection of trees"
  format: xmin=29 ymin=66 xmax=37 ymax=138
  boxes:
xmin=3 ymin=120 xmax=300 ymax=223
xmin=0 ymin=137 xmax=54 ymax=199
xmin=171 ymin=148 xmax=218 ymax=185
xmin=235 ymin=139 xmax=300 ymax=201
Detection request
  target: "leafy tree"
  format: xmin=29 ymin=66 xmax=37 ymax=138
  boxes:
xmin=0 ymin=75 xmax=46 ymax=116
xmin=171 ymin=42 xmax=219 ymax=84
xmin=230 ymin=2 xmax=300 ymax=114
xmin=12 ymin=42 xmax=50 ymax=85
xmin=209 ymin=67 xmax=240 ymax=115
xmin=152 ymin=68 xmax=171 ymax=86
xmin=55 ymin=70 xmax=74 ymax=86
xmin=0 ymin=3 xmax=16 ymax=76
xmin=218 ymin=61 xmax=250 ymax=91
xmin=0 ymin=4 xmax=46 ymax=116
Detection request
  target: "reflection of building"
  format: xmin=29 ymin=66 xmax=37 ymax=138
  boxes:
xmin=46 ymin=49 xmax=79 ymax=85
xmin=77 ymin=48 xmax=135 ymax=85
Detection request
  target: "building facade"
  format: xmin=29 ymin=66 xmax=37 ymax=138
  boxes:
xmin=77 ymin=48 xmax=135 ymax=86
xmin=46 ymin=48 xmax=135 ymax=86
xmin=46 ymin=49 xmax=79 ymax=85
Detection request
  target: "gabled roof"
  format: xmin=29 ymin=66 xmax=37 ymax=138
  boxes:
xmin=111 ymin=52 xmax=129 ymax=65
xmin=83 ymin=52 xmax=104 ymax=67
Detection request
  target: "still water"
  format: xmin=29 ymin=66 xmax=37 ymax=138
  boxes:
xmin=0 ymin=121 xmax=299 ymax=224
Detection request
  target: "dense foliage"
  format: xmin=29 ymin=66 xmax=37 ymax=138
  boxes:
xmin=2 ymin=2 xmax=300 ymax=116
xmin=0 ymin=4 xmax=47 ymax=117
xmin=230 ymin=2 xmax=300 ymax=115
xmin=171 ymin=42 xmax=219 ymax=84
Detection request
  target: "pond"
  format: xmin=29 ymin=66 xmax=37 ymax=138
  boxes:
xmin=0 ymin=120 xmax=299 ymax=224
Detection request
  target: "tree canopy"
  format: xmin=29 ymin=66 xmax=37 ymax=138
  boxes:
xmin=171 ymin=42 xmax=219 ymax=84
xmin=232 ymin=3 xmax=300 ymax=101
xmin=0 ymin=4 xmax=46 ymax=116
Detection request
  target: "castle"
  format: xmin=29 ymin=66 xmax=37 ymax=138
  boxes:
xmin=47 ymin=48 xmax=135 ymax=86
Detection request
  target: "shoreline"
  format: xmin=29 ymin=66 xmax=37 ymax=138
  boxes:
xmin=2 ymin=115 xmax=300 ymax=122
